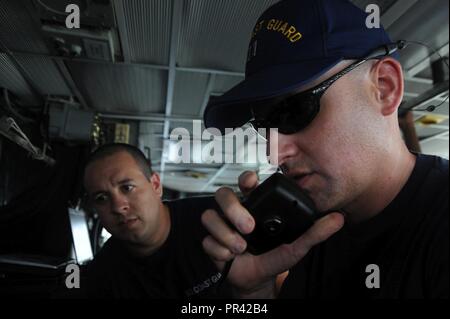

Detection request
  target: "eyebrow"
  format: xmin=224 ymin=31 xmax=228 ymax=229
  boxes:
xmin=117 ymin=178 xmax=134 ymax=185
xmin=89 ymin=178 xmax=135 ymax=198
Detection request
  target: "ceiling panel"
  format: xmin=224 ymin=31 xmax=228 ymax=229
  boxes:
xmin=421 ymin=138 xmax=449 ymax=159
xmin=404 ymin=79 xmax=433 ymax=96
xmin=139 ymin=121 xmax=165 ymax=161
xmin=387 ymin=0 xmax=449 ymax=72
xmin=114 ymin=0 xmax=172 ymax=64
xmin=14 ymin=56 xmax=71 ymax=96
xmin=0 ymin=0 xmax=48 ymax=54
xmin=212 ymin=75 xmax=243 ymax=95
xmin=169 ymin=120 xmax=205 ymax=136
xmin=416 ymin=125 xmax=447 ymax=138
xmin=67 ymin=61 xmax=167 ymax=113
xmin=172 ymin=71 xmax=209 ymax=117
xmin=0 ymin=53 xmax=37 ymax=104
xmin=176 ymin=0 xmax=279 ymax=71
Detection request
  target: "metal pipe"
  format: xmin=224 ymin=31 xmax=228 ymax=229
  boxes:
xmin=98 ymin=112 xmax=202 ymax=123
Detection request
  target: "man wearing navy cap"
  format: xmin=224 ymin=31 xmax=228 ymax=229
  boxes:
xmin=201 ymin=0 xmax=448 ymax=298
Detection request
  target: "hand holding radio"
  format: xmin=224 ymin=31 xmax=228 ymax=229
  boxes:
xmin=201 ymin=171 xmax=345 ymax=298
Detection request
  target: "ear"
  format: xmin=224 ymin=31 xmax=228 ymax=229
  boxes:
xmin=370 ymin=57 xmax=404 ymax=116
xmin=150 ymin=172 xmax=163 ymax=197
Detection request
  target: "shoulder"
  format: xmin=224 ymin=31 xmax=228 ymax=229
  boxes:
xmin=413 ymin=154 xmax=448 ymax=207
xmin=421 ymin=154 xmax=449 ymax=232
xmin=430 ymin=154 xmax=449 ymax=172
xmin=88 ymin=238 xmax=128 ymax=272
xmin=418 ymin=154 xmax=448 ymax=183
xmin=413 ymin=156 xmax=449 ymax=296
xmin=164 ymin=196 xmax=219 ymax=217
xmin=411 ymin=154 xmax=448 ymax=229
xmin=424 ymin=193 xmax=449 ymax=298
xmin=85 ymin=238 xmax=126 ymax=297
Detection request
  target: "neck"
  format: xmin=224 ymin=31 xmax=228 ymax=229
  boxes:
xmin=127 ymin=203 xmax=171 ymax=257
xmin=343 ymin=142 xmax=416 ymax=224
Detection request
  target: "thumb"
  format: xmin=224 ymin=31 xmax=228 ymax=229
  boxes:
xmin=260 ymin=212 xmax=345 ymax=276
xmin=238 ymin=171 xmax=259 ymax=197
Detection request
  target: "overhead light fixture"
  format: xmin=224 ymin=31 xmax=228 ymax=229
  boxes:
xmin=416 ymin=114 xmax=447 ymax=126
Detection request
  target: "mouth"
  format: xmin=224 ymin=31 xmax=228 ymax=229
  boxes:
xmin=289 ymin=172 xmax=315 ymax=189
xmin=119 ymin=218 xmax=139 ymax=228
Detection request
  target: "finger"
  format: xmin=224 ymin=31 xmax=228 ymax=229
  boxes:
xmin=238 ymin=171 xmax=259 ymax=197
xmin=215 ymin=187 xmax=255 ymax=234
xmin=202 ymin=235 xmax=235 ymax=267
xmin=290 ymin=212 xmax=345 ymax=261
xmin=275 ymin=271 xmax=289 ymax=295
xmin=201 ymin=208 xmax=247 ymax=254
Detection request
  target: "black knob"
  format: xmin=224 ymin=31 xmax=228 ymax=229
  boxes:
xmin=263 ymin=216 xmax=284 ymax=236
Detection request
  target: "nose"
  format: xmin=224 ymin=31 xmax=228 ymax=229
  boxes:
xmin=110 ymin=193 xmax=130 ymax=216
xmin=267 ymin=129 xmax=299 ymax=167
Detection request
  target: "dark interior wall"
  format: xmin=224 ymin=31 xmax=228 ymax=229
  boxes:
xmin=0 ymin=138 xmax=88 ymax=258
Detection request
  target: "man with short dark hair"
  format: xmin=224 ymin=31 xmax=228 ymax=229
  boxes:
xmin=83 ymin=143 xmax=229 ymax=298
xmin=201 ymin=0 xmax=448 ymax=298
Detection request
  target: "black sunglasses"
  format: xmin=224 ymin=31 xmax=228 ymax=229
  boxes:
xmin=249 ymin=43 xmax=403 ymax=135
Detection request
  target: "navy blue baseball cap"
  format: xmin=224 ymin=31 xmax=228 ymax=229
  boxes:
xmin=204 ymin=0 xmax=395 ymax=133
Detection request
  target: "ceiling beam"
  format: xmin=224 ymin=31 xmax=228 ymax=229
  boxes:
xmin=404 ymin=76 xmax=433 ymax=85
xmin=112 ymin=0 xmax=132 ymax=63
xmin=400 ymin=80 xmax=449 ymax=114
xmin=406 ymin=42 xmax=449 ymax=77
xmin=53 ymin=59 xmax=90 ymax=110
xmin=199 ymin=74 xmax=216 ymax=117
xmin=98 ymin=112 xmax=201 ymax=123
xmin=2 ymin=49 xmax=248 ymax=78
xmin=160 ymin=0 xmax=183 ymax=182
xmin=177 ymin=66 xmax=244 ymax=77
xmin=1 ymin=49 xmax=169 ymax=70
xmin=382 ymin=0 xmax=419 ymax=29
xmin=420 ymin=131 xmax=449 ymax=144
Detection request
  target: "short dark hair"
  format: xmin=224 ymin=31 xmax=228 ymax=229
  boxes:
xmin=84 ymin=143 xmax=153 ymax=180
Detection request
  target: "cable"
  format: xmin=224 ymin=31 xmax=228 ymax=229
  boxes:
xmin=0 ymin=116 xmax=55 ymax=165
xmin=2 ymin=88 xmax=35 ymax=124
xmin=425 ymin=97 xmax=447 ymax=112
xmin=35 ymin=0 xmax=68 ymax=15
xmin=35 ymin=0 xmax=90 ymax=17
xmin=406 ymin=40 xmax=449 ymax=69
xmin=402 ymin=40 xmax=449 ymax=112
xmin=414 ymin=95 xmax=449 ymax=112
